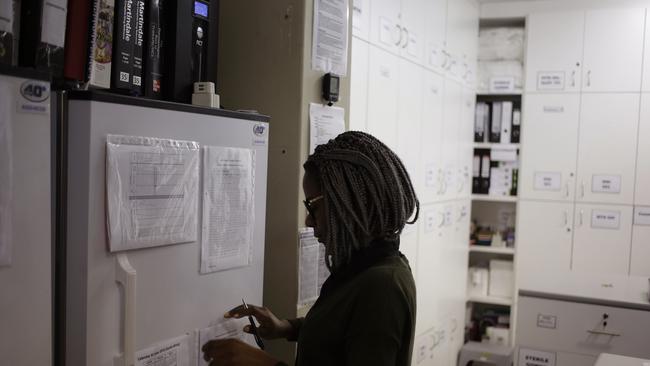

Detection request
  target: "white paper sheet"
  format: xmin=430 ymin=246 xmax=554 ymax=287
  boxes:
xmin=135 ymin=333 xmax=192 ymax=366
xmin=198 ymin=318 xmax=256 ymax=366
xmin=309 ymin=103 xmax=345 ymax=155
xmin=298 ymin=228 xmax=330 ymax=306
xmin=312 ymin=0 xmax=349 ymax=76
xmin=106 ymin=135 xmax=200 ymax=252
xmin=201 ymin=146 xmax=255 ymax=273
xmin=0 ymin=84 xmax=12 ymax=267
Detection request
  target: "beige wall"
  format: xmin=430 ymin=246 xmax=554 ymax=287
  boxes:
xmin=217 ymin=0 xmax=351 ymax=362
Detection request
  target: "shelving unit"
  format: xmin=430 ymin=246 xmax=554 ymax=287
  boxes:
xmin=467 ymin=18 xmax=525 ymax=348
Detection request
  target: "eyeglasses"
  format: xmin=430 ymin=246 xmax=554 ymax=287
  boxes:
xmin=303 ymin=195 xmax=324 ymax=218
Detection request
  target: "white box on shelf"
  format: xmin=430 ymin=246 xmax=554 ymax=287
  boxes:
xmin=468 ymin=267 xmax=489 ymax=297
xmin=489 ymin=260 xmax=514 ymax=298
xmin=486 ymin=326 xmax=510 ymax=346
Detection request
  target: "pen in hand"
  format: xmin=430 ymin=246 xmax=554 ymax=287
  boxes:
xmin=242 ymin=298 xmax=265 ymax=350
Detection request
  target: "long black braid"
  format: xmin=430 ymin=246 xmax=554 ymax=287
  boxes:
xmin=304 ymin=131 xmax=420 ymax=272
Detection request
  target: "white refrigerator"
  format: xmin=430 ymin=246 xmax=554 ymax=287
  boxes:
xmin=0 ymin=68 xmax=53 ymax=365
xmin=61 ymin=91 xmax=270 ymax=366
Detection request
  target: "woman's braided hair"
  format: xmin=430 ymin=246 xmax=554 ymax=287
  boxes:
xmin=304 ymin=131 xmax=419 ymax=272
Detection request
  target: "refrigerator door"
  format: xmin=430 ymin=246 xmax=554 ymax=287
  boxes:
xmin=0 ymin=71 xmax=53 ymax=365
xmin=64 ymin=93 xmax=269 ymax=366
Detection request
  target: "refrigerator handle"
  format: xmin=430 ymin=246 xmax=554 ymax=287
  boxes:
xmin=115 ymin=254 xmax=137 ymax=366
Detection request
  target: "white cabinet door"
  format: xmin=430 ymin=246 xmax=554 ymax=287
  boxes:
xmin=642 ymin=9 xmax=650 ymax=91
xmin=352 ymin=0 xmax=371 ymax=41
xmin=422 ymin=0 xmax=446 ymax=72
xmin=440 ymin=79 xmax=462 ymax=201
xmin=416 ymin=204 xmax=444 ymax=335
xmin=458 ymin=0 xmax=479 ymax=87
xmin=350 ymin=37 xmax=370 ymax=131
xmin=582 ymin=8 xmax=645 ymax=93
xmin=520 ymin=94 xmax=580 ymax=201
xmin=366 ymin=45 xmax=399 ymax=150
xmin=572 ymin=204 xmax=633 ymax=275
xmin=525 ymin=11 xmax=584 ymax=93
xmin=369 ymin=0 xmax=402 ymax=55
xmin=576 ymin=94 xmax=639 ymax=205
xmin=420 ymin=71 xmax=444 ymax=204
xmin=457 ymin=88 xmax=475 ymax=199
xmin=397 ymin=59 xmax=423 ymax=195
xmin=517 ymin=201 xmax=574 ymax=291
xmin=399 ymin=0 xmax=426 ymax=65
xmin=635 ymin=94 xmax=650 ymax=205
xmin=630 ymin=207 xmax=650 ymax=277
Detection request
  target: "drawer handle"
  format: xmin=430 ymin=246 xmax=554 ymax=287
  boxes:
xmin=587 ymin=329 xmax=621 ymax=337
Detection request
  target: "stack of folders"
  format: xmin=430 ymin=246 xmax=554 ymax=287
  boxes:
xmin=472 ymin=147 xmax=519 ymax=196
xmin=474 ymin=101 xmax=521 ymax=144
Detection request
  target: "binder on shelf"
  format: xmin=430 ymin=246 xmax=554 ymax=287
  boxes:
xmin=0 ymin=0 xmax=18 ymax=65
xmin=500 ymin=101 xmax=512 ymax=144
xmin=112 ymin=0 xmax=135 ymax=91
xmin=474 ymin=102 xmax=487 ymax=142
xmin=63 ymin=0 xmax=91 ymax=81
xmin=19 ymin=0 xmax=68 ymax=75
xmin=489 ymin=101 xmax=502 ymax=143
xmin=87 ymin=0 xmax=115 ymax=88
xmin=511 ymin=109 xmax=521 ymax=144
xmin=472 ymin=154 xmax=481 ymax=194
xmin=131 ymin=0 xmax=145 ymax=95
xmin=144 ymin=0 xmax=163 ymax=99
xmin=479 ymin=149 xmax=491 ymax=194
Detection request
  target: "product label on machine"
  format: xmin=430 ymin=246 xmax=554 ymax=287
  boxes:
xmin=518 ymin=348 xmax=556 ymax=366
xmin=17 ymin=80 xmax=50 ymax=115
xmin=634 ymin=207 xmax=650 ymax=226
xmin=537 ymin=71 xmax=565 ymax=90
xmin=536 ymin=314 xmax=557 ymax=329
xmin=591 ymin=209 xmax=621 ymax=230
xmin=592 ymin=175 xmax=621 ymax=194
xmin=534 ymin=172 xmax=561 ymax=191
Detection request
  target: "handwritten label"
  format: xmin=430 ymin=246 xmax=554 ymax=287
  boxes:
xmin=634 ymin=207 xmax=650 ymax=226
xmin=537 ymin=314 xmax=557 ymax=329
xmin=591 ymin=210 xmax=621 ymax=230
xmin=518 ymin=348 xmax=556 ymax=366
xmin=534 ymin=172 xmax=562 ymax=191
xmin=543 ymin=105 xmax=564 ymax=113
xmin=592 ymin=175 xmax=621 ymax=194
xmin=537 ymin=71 xmax=565 ymax=90
xmin=489 ymin=76 xmax=515 ymax=93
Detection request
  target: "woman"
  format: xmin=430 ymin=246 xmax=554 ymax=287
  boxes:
xmin=202 ymin=131 xmax=419 ymax=366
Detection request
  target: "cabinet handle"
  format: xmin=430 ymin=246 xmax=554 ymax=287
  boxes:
xmin=563 ymin=181 xmax=569 ymax=198
xmin=579 ymin=209 xmax=584 ymax=227
xmin=586 ymin=70 xmax=592 ymax=87
xmin=571 ymin=70 xmax=576 ymax=87
xmin=587 ymin=329 xmax=621 ymax=337
xmin=563 ymin=210 xmax=569 ymax=226
xmin=395 ymin=24 xmax=403 ymax=46
xmin=402 ymin=27 xmax=409 ymax=49
xmin=581 ymin=181 xmax=585 ymax=198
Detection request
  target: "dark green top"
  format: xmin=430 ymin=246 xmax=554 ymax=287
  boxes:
xmin=290 ymin=245 xmax=417 ymax=366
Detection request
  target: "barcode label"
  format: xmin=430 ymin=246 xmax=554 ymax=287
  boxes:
xmin=133 ymin=76 xmax=142 ymax=86
xmin=120 ymin=72 xmax=130 ymax=82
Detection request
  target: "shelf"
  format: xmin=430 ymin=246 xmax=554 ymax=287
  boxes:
xmin=471 ymin=194 xmax=518 ymax=203
xmin=468 ymin=296 xmax=513 ymax=306
xmin=469 ymin=246 xmax=515 ymax=255
xmin=476 ymin=90 xmax=523 ymax=96
xmin=473 ymin=142 xmax=520 ymax=149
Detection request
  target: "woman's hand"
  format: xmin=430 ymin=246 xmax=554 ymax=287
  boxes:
xmin=224 ymin=304 xmax=292 ymax=340
xmin=201 ymin=338 xmax=279 ymax=366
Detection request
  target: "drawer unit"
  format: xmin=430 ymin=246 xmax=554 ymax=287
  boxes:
xmin=516 ymin=293 xmax=650 ymax=359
